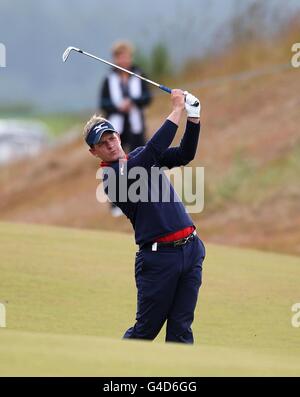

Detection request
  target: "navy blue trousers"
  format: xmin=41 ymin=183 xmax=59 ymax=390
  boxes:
xmin=123 ymin=236 xmax=205 ymax=344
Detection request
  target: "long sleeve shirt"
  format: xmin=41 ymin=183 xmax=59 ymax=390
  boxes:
xmin=101 ymin=119 xmax=201 ymax=246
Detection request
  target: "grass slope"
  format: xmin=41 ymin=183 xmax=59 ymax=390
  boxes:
xmin=0 ymin=221 xmax=300 ymax=376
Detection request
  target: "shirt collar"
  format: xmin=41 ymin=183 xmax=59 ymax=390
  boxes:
xmin=100 ymin=155 xmax=128 ymax=168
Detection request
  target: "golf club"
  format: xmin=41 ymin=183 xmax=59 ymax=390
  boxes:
xmin=62 ymin=46 xmax=199 ymax=106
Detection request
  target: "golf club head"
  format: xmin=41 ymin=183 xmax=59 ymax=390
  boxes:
xmin=62 ymin=46 xmax=81 ymax=62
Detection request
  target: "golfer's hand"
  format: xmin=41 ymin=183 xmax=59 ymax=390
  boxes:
xmin=171 ymin=89 xmax=185 ymax=112
xmin=184 ymin=91 xmax=201 ymax=118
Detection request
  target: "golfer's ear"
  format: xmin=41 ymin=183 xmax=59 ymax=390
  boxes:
xmin=89 ymin=147 xmax=96 ymax=157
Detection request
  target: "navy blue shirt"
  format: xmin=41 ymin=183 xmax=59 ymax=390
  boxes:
xmin=101 ymin=119 xmax=201 ymax=245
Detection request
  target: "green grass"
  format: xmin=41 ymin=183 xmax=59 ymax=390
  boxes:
xmin=1 ymin=330 xmax=300 ymax=376
xmin=214 ymin=153 xmax=255 ymax=203
xmin=208 ymin=143 xmax=300 ymax=209
xmin=237 ymin=142 xmax=300 ymax=204
xmin=0 ymin=221 xmax=300 ymax=376
xmin=0 ymin=111 xmax=86 ymax=137
xmin=37 ymin=113 xmax=86 ymax=137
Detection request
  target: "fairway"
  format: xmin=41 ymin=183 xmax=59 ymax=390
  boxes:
xmin=1 ymin=330 xmax=300 ymax=376
xmin=0 ymin=221 xmax=300 ymax=376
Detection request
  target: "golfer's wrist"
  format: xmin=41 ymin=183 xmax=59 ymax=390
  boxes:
xmin=187 ymin=117 xmax=200 ymax=124
xmin=168 ymin=108 xmax=184 ymax=125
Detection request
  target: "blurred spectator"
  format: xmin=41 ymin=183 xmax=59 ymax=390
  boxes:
xmin=99 ymin=40 xmax=152 ymax=217
xmin=99 ymin=40 xmax=152 ymax=151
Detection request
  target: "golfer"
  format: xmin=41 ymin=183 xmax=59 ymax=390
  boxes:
xmin=84 ymin=89 xmax=205 ymax=344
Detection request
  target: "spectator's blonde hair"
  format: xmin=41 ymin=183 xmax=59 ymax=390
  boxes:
xmin=83 ymin=114 xmax=109 ymax=143
xmin=112 ymin=40 xmax=134 ymax=56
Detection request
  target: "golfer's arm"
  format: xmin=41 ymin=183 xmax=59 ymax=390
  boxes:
xmin=178 ymin=120 xmax=201 ymax=161
xmin=188 ymin=117 xmax=200 ymax=124
xmin=167 ymin=108 xmax=183 ymax=126
xmin=157 ymin=120 xmax=201 ymax=168
xmin=127 ymin=119 xmax=178 ymax=169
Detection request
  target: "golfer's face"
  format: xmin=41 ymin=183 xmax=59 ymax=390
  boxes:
xmin=91 ymin=132 xmax=123 ymax=162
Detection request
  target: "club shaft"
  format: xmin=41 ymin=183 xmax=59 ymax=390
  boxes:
xmin=74 ymin=48 xmax=171 ymax=93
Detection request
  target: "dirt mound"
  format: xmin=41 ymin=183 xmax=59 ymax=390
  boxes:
xmin=0 ymin=68 xmax=299 ymax=256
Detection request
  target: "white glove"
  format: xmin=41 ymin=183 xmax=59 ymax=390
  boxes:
xmin=184 ymin=91 xmax=201 ymax=118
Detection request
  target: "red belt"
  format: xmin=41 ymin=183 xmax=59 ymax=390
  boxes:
xmin=156 ymin=226 xmax=195 ymax=243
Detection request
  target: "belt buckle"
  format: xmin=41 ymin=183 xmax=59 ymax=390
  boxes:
xmin=175 ymin=232 xmax=195 ymax=247
xmin=174 ymin=237 xmax=188 ymax=247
